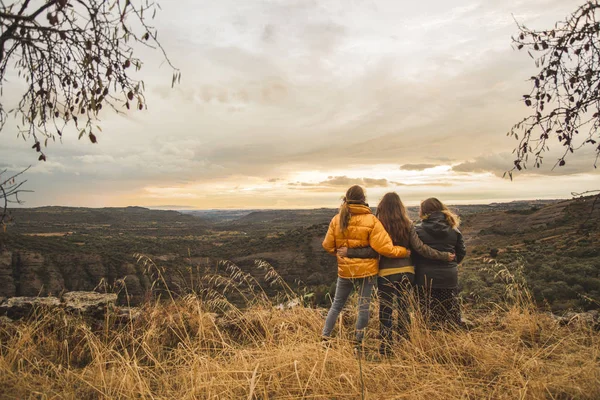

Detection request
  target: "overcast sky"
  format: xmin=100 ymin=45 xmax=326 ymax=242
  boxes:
xmin=1 ymin=0 xmax=597 ymax=209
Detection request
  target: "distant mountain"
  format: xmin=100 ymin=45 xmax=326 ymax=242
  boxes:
xmin=5 ymin=206 xmax=208 ymax=235
xmin=231 ymin=209 xmax=338 ymax=225
xmin=182 ymin=209 xmax=256 ymax=223
xmin=222 ymin=201 xmax=562 ymax=231
xmin=1 ymin=197 xmax=596 ymax=310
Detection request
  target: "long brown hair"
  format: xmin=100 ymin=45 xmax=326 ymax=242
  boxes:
xmin=419 ymin=197 xmax=460 ymax=229
xmin=376 ymin=192 xmax=412 ymax=246
xmin=339 ymin=185 xmax=366 ymax=231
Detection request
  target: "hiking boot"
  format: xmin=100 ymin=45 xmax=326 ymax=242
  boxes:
xmin=379 ymin=343 xmax=392 ymax=357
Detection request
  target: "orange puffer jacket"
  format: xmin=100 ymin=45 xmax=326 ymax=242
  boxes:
xmin=322 ymin=204 xmax=409 ymax=279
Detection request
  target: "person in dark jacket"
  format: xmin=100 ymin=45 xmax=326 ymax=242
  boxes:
xmin=413 ymin=197 xmax=466 ymax=328
xmin=337 ymin=192 xmax=454 ymax=354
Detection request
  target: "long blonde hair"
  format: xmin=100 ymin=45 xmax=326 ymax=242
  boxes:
xmin=339 ymin=185 xmax=366 ymax=231
xmin=419 ymin=197 xmax=460 ymax=229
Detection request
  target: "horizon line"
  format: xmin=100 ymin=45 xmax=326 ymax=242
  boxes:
xmin=7 ymin=197 xmax=570 ymax=211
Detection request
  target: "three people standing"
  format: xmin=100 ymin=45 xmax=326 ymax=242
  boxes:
xmin=322 ymin=185 xmax=466 ymax=352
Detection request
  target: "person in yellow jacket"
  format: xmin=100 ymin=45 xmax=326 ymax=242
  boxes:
xmin=321 ymin=185 xmax=410 ymax=345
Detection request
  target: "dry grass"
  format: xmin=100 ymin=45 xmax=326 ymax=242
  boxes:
xmin=0 ymin=262 xmax=599 ymax=399
xmin=1 ymin=300 xmax=598 ymax=399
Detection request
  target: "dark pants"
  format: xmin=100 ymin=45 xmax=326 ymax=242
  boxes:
xmin=417 ymin=286 xmax=461 ymax=328
xmin=378 ymin=273 xmax=414 ymax=351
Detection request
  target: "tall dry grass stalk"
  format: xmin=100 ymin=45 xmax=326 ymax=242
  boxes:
xmin=0 ymin=261 xmax=598 ymax=399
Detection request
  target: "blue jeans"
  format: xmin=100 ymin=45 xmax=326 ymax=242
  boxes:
xmin=322 ymin=276 xmax=376 ymax=342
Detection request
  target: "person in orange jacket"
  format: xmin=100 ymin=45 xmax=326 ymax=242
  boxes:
xmin=321 ymin=185 xmax=410 ymax=345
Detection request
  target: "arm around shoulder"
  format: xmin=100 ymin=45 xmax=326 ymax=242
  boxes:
xmin=409 ymin=226 xmax=452 ymax=261
xmin=346 ymin=246 xmax=379 ymax=259
xmin=369 ymin=219 xmax=409 ymax=258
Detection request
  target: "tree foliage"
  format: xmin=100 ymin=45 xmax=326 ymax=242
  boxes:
xmin=0 ymin=0 xmax=179 ymax=161
xmin=509 ymin=0 xmax=600 ymax=177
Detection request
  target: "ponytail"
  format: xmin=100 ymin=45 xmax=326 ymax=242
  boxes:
xmin=339 ymin=185 xmax=366 ymax=232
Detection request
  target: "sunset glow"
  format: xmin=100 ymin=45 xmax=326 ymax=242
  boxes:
xmin=1 ymin=0 xmax=596 ymax=209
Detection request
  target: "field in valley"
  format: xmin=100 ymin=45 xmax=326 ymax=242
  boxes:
xmin=1 ymin=197 xmax=598 ymax=311
xmin=0 ymin=198 xmax=599 ymax=399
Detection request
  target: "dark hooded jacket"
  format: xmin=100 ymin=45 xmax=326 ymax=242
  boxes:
xmin=413 ymin=211 xmax=466 ymax=289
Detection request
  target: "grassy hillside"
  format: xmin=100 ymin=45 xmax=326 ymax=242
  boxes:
xmin=1 ymin=197 xmax=598 ymax=310
xmin=459 ymin=197 xmax=600 ymax=311
xmin=0 ymin=284 xmax=598 ymax=399
xmin=6 ymin=206 xmax=209 ymax=236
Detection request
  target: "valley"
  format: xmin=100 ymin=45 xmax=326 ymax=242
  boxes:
xmin=0 ymin=197 xmax=598 ymax=311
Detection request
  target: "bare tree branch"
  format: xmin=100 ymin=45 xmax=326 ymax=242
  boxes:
xmin=508 ymin=1 xmax=600 ymax=179
xmin=0 ymin=166 xmax=32 ymax=225
xmin=0 ymin=0 xmax=180 ymax=161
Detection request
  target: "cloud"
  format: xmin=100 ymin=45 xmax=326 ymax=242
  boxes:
xmin=452 ymin=154 xmax=512 ymax=176
xmin=74 ymin=155 xmax=116 ymax=164
xmin=2 ymin=0 xmax=595 ymax=208
xmin=287 ymin=175 xmax=455 ymax=191
xmin=288 ymin=175 xmax=399 ymax=189
xmin=452 ymin=151 xmax=599 ymax=177
xmin=399 ymin=163 xmax=439 ymax=171
xmin=325 ymin=176 xmax=396 ymax=188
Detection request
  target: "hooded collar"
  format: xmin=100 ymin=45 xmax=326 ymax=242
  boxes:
xmin=421 ymin=211 xmax=452 ymax=237
xmin=348 ymin=204 xmax=372 ymax=214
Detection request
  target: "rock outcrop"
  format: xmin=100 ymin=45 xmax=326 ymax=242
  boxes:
xmin=0 ymin=291 xmax=120 ymax=320
xmin=0 ymin=296 xmax=61 ymax=319
xmin=0 ymin=250 xmax=153 ymax=305
xmin=552 ymin=310 xmax=600 ymax=330
xmin=62 ymin=292 xmax=118 ymax=318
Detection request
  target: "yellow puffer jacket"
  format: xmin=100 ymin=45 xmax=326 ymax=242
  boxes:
xmin=322 ymin=204 xmax=409 ymax=279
